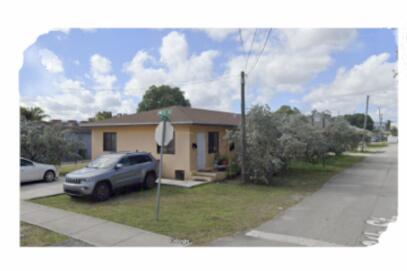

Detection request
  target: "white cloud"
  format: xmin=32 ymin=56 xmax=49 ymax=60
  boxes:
xmin=278 ymin=29 xmax=357 ymax=52
xmin=201 ymin=28 xmax=236 ymax=41
xmin=227 ymin=29 xmax=358 ymax=105
xmin=90 ymin=54 xmax=117 ymax=90
xmin=122 ymin=29 xmax=358 ymax=112
xmin=124 ymin=31 xmax=230 ymax=110
xmin=21 ymin=50 xmax=134 ymax=120
xmin=21 ymin=29 xmax=365 ymax=120
xmin=303 ymin=53 xmax=397 ymax=121
xmin=54 ymin=28 xmax=70 ymax=34
xmin=38 ymin=48 xmax=64 ymax=73
xmin=159 ymin=31 xmax=189 ymax=67
xmin=22 ymin=78 xmax=135 ymax=120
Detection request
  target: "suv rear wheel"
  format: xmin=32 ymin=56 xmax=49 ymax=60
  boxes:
xmin=143 ymin=172 xmax=156 ymax=190
xmin=92 ymin=182 xmax=111 ymax=201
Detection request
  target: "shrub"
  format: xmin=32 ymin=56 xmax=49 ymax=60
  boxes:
xmin=226 ymin=105 xmax=362 ymax=185
xmin=20 ymin=120 xmax=84 ymax=164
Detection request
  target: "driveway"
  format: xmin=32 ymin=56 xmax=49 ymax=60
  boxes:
xmin=210 ymin=144 xmax=398 ymax=247
xmin=20 ymin=177 xmax=64 ymax=200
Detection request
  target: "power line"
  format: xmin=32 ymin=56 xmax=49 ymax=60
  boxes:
xmin=245 ymin=28 xmax=257 ymax=71
xmin=247 ymin=28 xmax=272 ymax=74
xmin=238 ymin=28 xmax=245 ymax=52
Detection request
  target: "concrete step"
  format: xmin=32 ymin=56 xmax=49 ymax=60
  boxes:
xmin=192 ymin=171 xmax=218 ymax=178
xmin=191 ymin=175 xmax=214 ymax=182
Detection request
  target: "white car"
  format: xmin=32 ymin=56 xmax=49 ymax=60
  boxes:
xmin=20 ymin=158 xmax=59 ymax=183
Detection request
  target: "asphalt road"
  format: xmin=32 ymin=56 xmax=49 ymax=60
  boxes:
xmin=210 ymin=144 xmax=398 ymax=247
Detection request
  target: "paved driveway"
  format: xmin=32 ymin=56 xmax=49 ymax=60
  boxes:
xmin=210 ymin=144 xmax=398 ymax=247
xmin=20 ymin=177 xmax=64 ymax=200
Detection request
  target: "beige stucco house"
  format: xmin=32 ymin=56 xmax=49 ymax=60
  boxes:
xmin=82 ymin=106 xmax=240 ymax=181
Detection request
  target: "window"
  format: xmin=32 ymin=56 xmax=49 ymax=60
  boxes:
xmin=157 ymin=132 xmax=175 ymax=154
xmin=128 ymin=155 xmax=152 ymax=165
xmin=138 ymin=155 xmax=153 ymax=163
xmin=103 ymin=132 xmax=117 ymax=152
xmin=20 ymin=159 xmax=33 ymax=166
xmin=208 ymin=132 xmax=219 ymax=153
xmin=118 ymin=156 xmax=131 ymax=167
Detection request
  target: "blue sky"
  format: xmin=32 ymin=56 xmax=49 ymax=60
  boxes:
xmin=19 ymin=28 xmax=398 ymax=122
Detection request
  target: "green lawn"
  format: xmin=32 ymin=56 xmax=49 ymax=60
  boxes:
xmin=33 ymin=154 xmax=363 ymax=245
xmin=57 ymin=161 xmax=88 ymax=176
xmin=20 ymin=222 xmax=68 ymax=246
xmin=367 ymin=142 xmax=388 ymax=148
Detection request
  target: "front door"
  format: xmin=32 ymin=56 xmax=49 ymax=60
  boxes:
xmin=196 ymin=133 xmax=206 ymax=170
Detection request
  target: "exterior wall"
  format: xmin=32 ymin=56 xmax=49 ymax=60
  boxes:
xmin=188 ymin=125 xmax=235 ymax=173
xmin=91 ymin=125 xmax=191 ymax=179
xmin=91 ymin=124 xmax=236 ymax=180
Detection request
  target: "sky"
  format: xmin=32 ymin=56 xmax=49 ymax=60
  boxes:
xmin=19 ymin=28 xmax=398 ymax=123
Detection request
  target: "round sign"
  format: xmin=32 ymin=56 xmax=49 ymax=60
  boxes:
xmin=155 ymin=121 xmax=174 ymax=146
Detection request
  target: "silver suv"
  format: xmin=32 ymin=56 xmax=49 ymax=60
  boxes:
xmin=64 ymin=152 xmax=158 ymax=201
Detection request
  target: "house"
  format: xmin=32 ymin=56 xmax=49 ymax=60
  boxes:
xmin=48 ymin=119 xmax=92 ymax=161
xmin=81 ymin=106 xmax=240 ymax=181
xmin=309 ymin=111 xmax=332 ymax=128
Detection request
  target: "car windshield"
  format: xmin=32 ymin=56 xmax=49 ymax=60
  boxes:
xmin=87 ymin=154 xmax=123 ymax=169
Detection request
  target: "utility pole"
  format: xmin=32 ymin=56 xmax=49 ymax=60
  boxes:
xmin=378 ymin=106 xmax=383 ymax=141
xmin=240 ymin=71 xmax=247 ymax=183
xmin=361 ymin=95 xmax=370 ymax=152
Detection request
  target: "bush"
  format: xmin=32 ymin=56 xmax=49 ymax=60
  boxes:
xmin=20 ymin=120 xmax=84 ymax=164
xmin=324 ymin=118 xmax=361 ymax=155
xmin=226 ymin=105 xmax=362 ymax=185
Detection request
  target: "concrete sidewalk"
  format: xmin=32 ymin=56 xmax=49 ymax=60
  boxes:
xmin=21 ymin=201 xmax=183 ymax=247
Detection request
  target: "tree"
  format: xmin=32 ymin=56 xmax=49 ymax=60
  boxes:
xmin=137 ymin=85 xmax=191 ymax=113
xmin=226 ymin=105 xmax=362 ymax=185
xmin=390 ymin=126 xmax=398 ymax=136
xmin=343 ymin=113 xmax=374 ymax=131
xmin=275 ymin=105 xmax=301 ymax=115
xmin=324 ymin=118 xmax=361 ymax=154
xmin=385 ymin=120 xmax=391 ymax=131
xmin=20 ymin=120 xmax=83 ymax=164
xmin=88 ymin=111 xmax=112 ymax=122
xmin=20 ymin=106 xmax=48 ymax=121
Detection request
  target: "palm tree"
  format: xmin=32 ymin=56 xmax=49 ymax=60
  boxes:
xmin=20 ymin=106 xmax=48 ymax=121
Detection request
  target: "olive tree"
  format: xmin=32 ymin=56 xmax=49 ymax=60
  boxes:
xmin=20 ymin=120 xmax=83 ymax=164
xmin=227 ymin=105 xmax=282 ymax=184
xmin=280 ymin=114 xmax=328 ymax=164
xmin=227 ymin=105 xmax=361 ymax=185
xmin=324 ymin=117 xmax=361 ymax=154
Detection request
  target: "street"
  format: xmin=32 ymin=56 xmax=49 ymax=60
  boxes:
xmin=210 ymin=144 xmax=398 ymax=246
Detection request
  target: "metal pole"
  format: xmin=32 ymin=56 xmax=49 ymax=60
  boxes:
xmin=155 ymin=120 xmax=166 ymax=221
xmin=240 ymin=71 xmax=246 ymax=183
xmin=378 ymin=106 xmax=383 ymax=141
xmin=361 ymin=95 xmax=370 ymax=152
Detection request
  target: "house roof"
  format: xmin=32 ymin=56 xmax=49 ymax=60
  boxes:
xmin=81 ymin=106 xmax=241 ymax=127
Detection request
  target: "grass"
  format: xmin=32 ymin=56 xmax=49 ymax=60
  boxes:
xmin=57 ymin=161 xmax=88 ymax=176
xmin=20 ymin=222 xmax=68 ymax=246
xmin=33 ymin=154 xmax=363 ymax=245
xmin=367 ymin=142 xmax=388 ymax=148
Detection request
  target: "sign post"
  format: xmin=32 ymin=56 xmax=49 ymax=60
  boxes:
xmin=154 ymin=109 xmax=173 ymax=221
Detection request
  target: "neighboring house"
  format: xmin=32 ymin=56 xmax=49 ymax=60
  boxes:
xmin=64 ymin=125 xmax=92 ymax=160
xmin=309 ymin=111 xmax=331 ymax=128
xmin=50 ymin=119 xmax=92 ymax=160
xmin=81 ymin=106 xmax=240 ymax=180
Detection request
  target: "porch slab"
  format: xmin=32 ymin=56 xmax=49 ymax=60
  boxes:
xmin=157 ymin=178 xmax=209 ymax=188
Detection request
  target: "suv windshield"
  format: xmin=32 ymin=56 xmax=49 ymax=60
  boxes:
xmin=87 ymin=154 xmax=123 ymax=169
